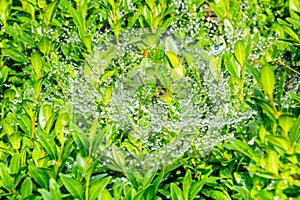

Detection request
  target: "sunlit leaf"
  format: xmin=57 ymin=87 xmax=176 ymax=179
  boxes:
xmin=234 ymin=40 xmax=246 ymax=67
xmin=260 ymin=65 xmax=275 ymax=98
xmin=44 ymin=0 xmax=60 ymax=26
xmin=4 ymin=48 xmax=28 ymax=63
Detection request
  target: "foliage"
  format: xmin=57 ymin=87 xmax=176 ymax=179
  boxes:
xmin=0 ymin=0 xmax=299 ymax=199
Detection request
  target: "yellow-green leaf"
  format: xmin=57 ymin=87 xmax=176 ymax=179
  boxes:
xmin=170 ymin=67 xmax=184 ymax=81
xmin=279 ymin=114 xmax=295 ymax=134
xmin=44 ymin=0 xmax=59 ymax=26
xmin=103 ymin=87 xmax=112 ymax=105
xmin=234 ymin=40 xmax=246 ymax=67
xmin=31 ymin=52 xmax=43 ymax=78
xmin=38 ymin=0 xmax=47 ymax=8
xmin=267 ymin=151 xmax=279 ymax=176
xmin=38 ymin=37 xmax=51 ymax=55
xmin=167 ymin=51 xmax=180 ymax=68
xmin=260 ymin=65 xmax=275 ymax=98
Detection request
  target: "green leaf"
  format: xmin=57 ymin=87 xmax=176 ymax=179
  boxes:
xmin=38 ymin=0 xmax=47 ymax=8
xmin=143 ymin=169 xmax=158 ymax=188
xmin=60 ymin=173 xmax=84 ymax=200
xmin=133 ymin=185 xmax=155 ymax=200
xmin=0 ymin=65 xmax=9 ymax=83
xmin=38 ymin=37 xmax=51 ymax=55
xmin=100 ymin=70 xmax=115 ymax=85
xmin=290 ymin=0 xmax=300 ymax=12
xmin=9 ymin=153 xmax=20 ymax=174
xmin=4 ymin=89 xmax=16 ymax=101
xmin=39 ymin=104 xmax=53 ymax=130
xmin=170 ymin=183 xmax=184 ymax=200
xmin=22 ymin=100 xmax=34 ymax=118
xmin=8 ymin=132 xmax=22 ymax=150
xmin=66 ymin=1 xmax=84 ymax=29
xmin=266 ymin=134 xmax=292 ymax=153
xmin=167 ymin=51 xmax=180 ymax=68
xmin=251 ymin=97 xmax=277 ymax=122
xmin=267 ymin=151 xmax=279 ymax=176
xmin=17 ymin=114 xmax=32 ymax=135
xmin=34 ymin=77 xmax=44 ymax=98
xmin=38 ymin=131 xmax=58 ymax=160
xmin=290 ymin=116 xmax=300 ymax=142
xmin=152 ymin=171 xmax=164 ymax=190
xmin=29 ymin=166 xmax=49 ymax=189
xmin=55 ymin=113 xmax=70 ymax=132
xmin=103 ymin=87 xmax=112 ymax=105
xmin=225 ymin=140 xmax=256 ymax=161
xmin=4 ymin=48 xmax=28 ymax=63
xmin=98 ymin=190 xmax=113 ymax=200
xmin=44 ymin=0 xmax=60 ymax=26
xmin=21 ymin=177 xmax=33 ymax=198
xmin=234 ymin=40 xmax=246 ymax=67
xmin=260 ymin=65 xmax=275 ymax=98
xmin=31 ymin=51 xmax=44 ymax=78
xmin=0 ymin=163 xmax=14 ymax=191
xmin=170 ymin=66 xmax=185 ymax=81
xmin=278 ymin=114 xmax=295 ymax=134
xmin=282 ymin=25 xmax=300 ymax=42
xmin=202 ymin=189 xmax=230 ymax=200
xmin=38 ymin=189 xmax=54 ymax=200
xmin=89 ymin=176 xmax=111 ymax=200
xmin=224 ymin=52 xmax=240 ymax=79
xmin=49 ymin=178 xmax=62 ymax=200
xmin=183 ymin=170 xmax=192 ymax=200
xmin=190 ymin=176 xmax=208 ymax=199
xmin=83 ymin=35 xmax=92 ymax=52
xmin=45 ymin=114 xmax=57 ymax=134
xmin=71 ymin=123 xmax=89 ymax=156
